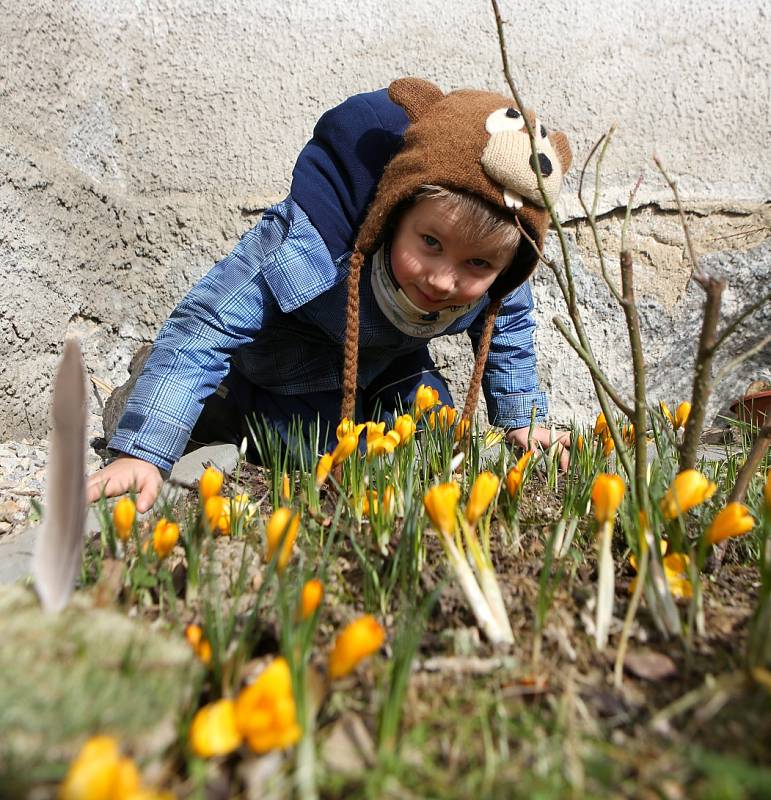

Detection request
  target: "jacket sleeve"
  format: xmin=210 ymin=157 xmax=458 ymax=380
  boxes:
xmin=107 ymin=221 xmax=281 ymax=471
xmin=467 ymin=281 xmax=548 ymax=428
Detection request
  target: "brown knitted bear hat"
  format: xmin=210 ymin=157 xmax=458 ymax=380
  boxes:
xmin=341 ymin=77 xmax=572 ymax=424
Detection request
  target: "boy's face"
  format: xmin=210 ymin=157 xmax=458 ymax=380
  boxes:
xmin=389 ymin=198 xmax=516 ymax=312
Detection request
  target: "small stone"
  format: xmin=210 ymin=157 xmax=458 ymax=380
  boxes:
xmin=170 ymin=443 xmax=240 ymax=485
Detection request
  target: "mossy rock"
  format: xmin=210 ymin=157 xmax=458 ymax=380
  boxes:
xmin=0 ymin=584 xmax=201 ymax=792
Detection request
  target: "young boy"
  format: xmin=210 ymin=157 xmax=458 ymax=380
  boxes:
xmin=87 ymin=77 xmax=572 ymax=511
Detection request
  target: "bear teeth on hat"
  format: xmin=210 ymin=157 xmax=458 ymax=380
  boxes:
xmin=503 ymin=189 xmax=524 ymax=209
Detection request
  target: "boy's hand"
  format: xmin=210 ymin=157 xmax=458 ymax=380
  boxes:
xmin=506 ymin=425 xmax=571 ymax=472
xmin=86 ymin=455 xmax=164 ymax=513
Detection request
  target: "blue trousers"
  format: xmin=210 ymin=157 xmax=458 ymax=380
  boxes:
xmin=190 ymin=347 xmax=453 ymax=460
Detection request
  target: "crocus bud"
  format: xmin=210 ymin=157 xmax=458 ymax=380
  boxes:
xmin=674 ymin=401 xmax=691 ymax=431
xmin=315 ymin=453 xmax=334 ymax=486
xmin=152 ymin=517 xmax=180 ymax=558
xmin=705 ymin=502 xmax=755 ymax=545
xmin=660 ymin=469 xmax=716 ymax=519
xmin=505 ymin=451 xmax=533 ymax=498
xmin=265 ymin=508 xmax=300 ymax=572
xmin=423 ymin=482 xmax=460 ymax=536
xmin=189 ymin=699 xmax=242 ymax=758
xmin=199 ymin=466 xmax=224 ymax=502
xmin=299 ymin=579 xmax=324 ymax=620
xmin=328 ymin=615 xmax=386 ymax=679
xmin=331 ymin=434 xmax=358 ymax=466
xmin=591 ymin=474 xmax=626 ymax=524
xmin=113 ymin=497 xmax=136 ymax=542
xmin=393 ymin=413 xmax=416 ymax=444
xmin=465 ymin=471 xmax=499 ymax=526
xmin=204 ymin=495 xmax=230 ymax=535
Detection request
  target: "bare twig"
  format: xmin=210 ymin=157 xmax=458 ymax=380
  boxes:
xmin=654 ymin=156 xmax=703 ymax=282
xmin=714 ymin=333 xmax=771 ymax=385
xmin=728 ymin=424 xmax=771 ymax=504
xmin=713 ymin=291 xmax=771 ymax=352
xmin=578 ymin=129 xmax=622 ymax=302
xmin=654 ymin=158 xmax=728 ymax=471
xmin=619 ymin=250 xmax=649 ymax=507
xmin=679 ymin=275 xmax=725 ymax=471
xmin=492 ymin=0 xmax=633 ymax=480
xmin=621 ymin=173 xmax=645 ymax=253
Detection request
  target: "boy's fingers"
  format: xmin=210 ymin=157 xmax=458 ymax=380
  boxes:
xmin=86 ymin=470 xmax=114 ymax=503
xmin=136 ymin=478 xmax=161 ymax=513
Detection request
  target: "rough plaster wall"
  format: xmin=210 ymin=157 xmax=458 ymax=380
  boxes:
xmin=1 ymin=0 xmax=769 ymax=440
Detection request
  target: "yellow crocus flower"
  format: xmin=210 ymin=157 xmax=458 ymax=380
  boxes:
xmin=423 ymin=482 xmax=461 ymax=536
xmin=331 ymin=433 xmax=358 ymax=465
xmin=198 ymin=466 xmax=224 ymax=501
xmin=328 ymin=615 xmax=386 ymax=680
xmin=204 ymin=495 xmax=230 ymax=535
xmin=593 ymin=411 xmax=609 ymax=437
xmin=660 ymin=469 xmax=717 ymax=519
xmin=414 ymin=384 xmax=440 ymax=416
xmin=234 ymin=657 xmax=301 ymax=753
xmin=505 ymin=451 xmax=533 ymax=498
xmin=336 ymin=417 xmax=365 ymax=441
xmin=428 ymin=405 xmax=457 ymax=431
xmin=185 ymin=623 xmax=212 ymax=665
xmin=59 ymin=735 xmax=141 ymax=800
xmin=659 ymin=401 xmax=674 ymax=426
xmin=189 ymin=698 xmax=242 ymax=758
xmin=364 ymin=420 xmax=386 ymax=443
xmin=265 ymin=508 xmax=300 ymax=572
xmin=393 ymin=413 xmax=416 ymax=444
xmin=765 ymin=469 xmax=771 ymax=514
xmin=152 ymin=518 xmax=180 ymax=559
xmin=366 ymin=430 xmax=401 ymax=459
xmin=299 ymin=579 xmax=324 ymax=620
xmin=662 ymin=553 xmax=693 ymax=599
xmin=705 ymin=502 xmax=755 ymax=545
xmin=112 ymin=497 xmax=136 ymax=542
xmin=591 ymin=474 xmax=626 ymax=524
xmin=674 ymin=401 xmax=691 ymax=431
xmin=601 ymin=433 xmax=615 ymax=456
xmin=465 ymin=471 xmax=500 ymax=526
xmin=315 ymin=453 xmax=334 ymax=486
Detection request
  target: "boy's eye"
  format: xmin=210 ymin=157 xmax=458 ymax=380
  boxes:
xmin=468 ymin=258 xmax=490 ymax=269
xmin=422 ymin=235 xmax=440 ymax=248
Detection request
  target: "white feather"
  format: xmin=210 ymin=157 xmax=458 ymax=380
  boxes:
xmin=32 ymin=339 xmax=88 ymax=612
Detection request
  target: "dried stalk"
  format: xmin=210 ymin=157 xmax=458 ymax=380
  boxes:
xmin=578 ymin=129 xmax=622 ymax=302
xmin=679 ymin=273 xmax=725 ymax=471
xmin=491 ymin=0 xmax=633 ymax=479
xmin=619 ymin=250 xmax=649 ymax=509
xmin=728 ymin=424 xmax=771 ymax=504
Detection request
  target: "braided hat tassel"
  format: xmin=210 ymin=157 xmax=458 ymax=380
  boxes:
xmin=461 ymin=298 xmax=502 ymax=425
xmin=341 ymin=247 xmax=365 ymax=422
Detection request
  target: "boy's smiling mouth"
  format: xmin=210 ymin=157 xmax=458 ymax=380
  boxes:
xmin=413 ymin=285 xmax=450 ymax=309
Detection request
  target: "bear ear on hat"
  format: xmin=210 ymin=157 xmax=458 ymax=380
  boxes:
xmin=388 ymin=77 xmax=445 ymax=122
xmin=549 ymin=130 xmax=573 ymax=175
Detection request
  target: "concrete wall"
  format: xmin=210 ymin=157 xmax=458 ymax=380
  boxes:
xmin=2 ymin=0 xmax=769 ymax=441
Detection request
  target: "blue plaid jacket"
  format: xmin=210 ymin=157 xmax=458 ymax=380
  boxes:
xmin=109 ymin=89 xmax=548 ymax=471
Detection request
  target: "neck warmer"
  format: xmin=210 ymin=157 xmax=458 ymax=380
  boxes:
xmin=370 ymin=242 xmax=482 ymax=338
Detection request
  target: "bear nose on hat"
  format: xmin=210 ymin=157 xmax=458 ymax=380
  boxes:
xmin=529 ymin=152 xmax=553 ymax=178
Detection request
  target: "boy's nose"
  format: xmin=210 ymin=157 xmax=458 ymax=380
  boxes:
xmin=426 ymin=267 xmax=455 ymax=297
